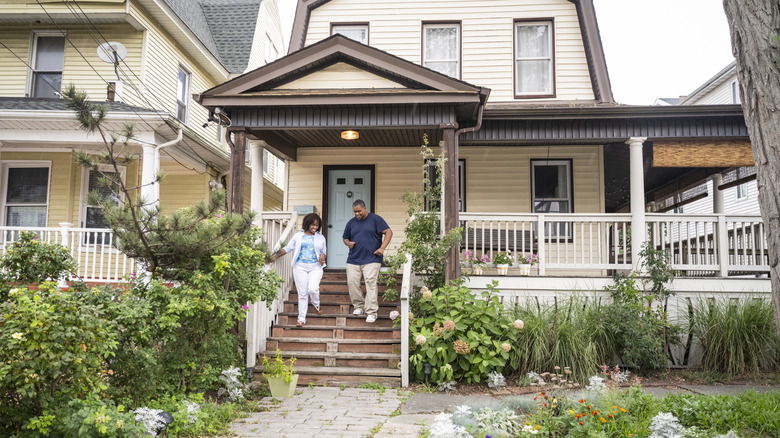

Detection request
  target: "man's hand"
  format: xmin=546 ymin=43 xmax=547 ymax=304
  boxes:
xmin=345 ymin=241 xmax=355 ymax=249
xmin=373 ymin=248 xmax=385 ymax=256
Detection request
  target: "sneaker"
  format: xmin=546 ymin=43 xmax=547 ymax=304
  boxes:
xmin=296 ymin=321 xmax=305 ymax=327
xmin=365 ymin=314 xmax=377 ymax=323
xmin=352 ymin=308 xmax=364 ymax=315
xmin=315 ymin=306 xmax=324 ymax=315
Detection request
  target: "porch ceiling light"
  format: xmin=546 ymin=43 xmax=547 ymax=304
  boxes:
xmin=341 ymin=130 xmax=359 ymax=140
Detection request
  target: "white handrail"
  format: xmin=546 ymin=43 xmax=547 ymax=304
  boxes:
xmin=399 ymin=252 xmax=413 ymax=387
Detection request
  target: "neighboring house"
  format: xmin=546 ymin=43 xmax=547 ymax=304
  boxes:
xmin=0 ymin=0 xmax=287 ymax=279
xmin=651 ymin=61 xmax=759 ymax=217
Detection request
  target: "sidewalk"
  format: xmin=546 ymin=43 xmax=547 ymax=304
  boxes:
xmin=231 ymin=384 xmax=780 ymax=438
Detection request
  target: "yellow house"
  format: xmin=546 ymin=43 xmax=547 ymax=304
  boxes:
xmin=0 ymin=0 xmax=287 ymax=280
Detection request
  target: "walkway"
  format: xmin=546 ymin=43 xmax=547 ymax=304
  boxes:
xmin=231 ymin=384 xmax=780 ymax=438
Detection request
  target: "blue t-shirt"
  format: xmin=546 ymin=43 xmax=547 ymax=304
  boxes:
xmin=296 ymin=235 xmax=318 ymax=264
xmin=342 ymin=212 xmax=389 ymax=265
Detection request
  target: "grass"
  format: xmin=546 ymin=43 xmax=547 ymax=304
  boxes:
xmin=360 ymin=382 xmax=388 ymax=394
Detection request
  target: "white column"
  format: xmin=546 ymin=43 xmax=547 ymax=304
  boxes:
xmin=627 ymin=137 xmax=647 ymax=270
xmin=140 ymin=143 xmax=157 ymax=209
xmin=712 ymin=174 xmax=724 ymax=214
xmin=250 ymin=142 xmax=265 ymax=226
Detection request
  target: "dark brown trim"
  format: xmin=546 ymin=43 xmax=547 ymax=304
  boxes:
xmin=656 ymin=192 xmax=709 ymax=213
xmin=199 ymin=92 xmax=480 ymax=107
xmin=421 ymin=21 xmax=462 ymax=80
xmin=718 ymin=173 xmax=757 ymax=191
xmin=568 ymin=0 xmax=614 ymax=102
xmin=322 ymin=165 xmax=376 ymax=241
xmin=330 ymin=22 xmax=370 ymax=45
xmin=513 ymin=18 xmax=556 ymax=99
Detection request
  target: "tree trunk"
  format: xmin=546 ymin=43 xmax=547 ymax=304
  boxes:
xmin=723 ymin=0 xmax=780 ymax=337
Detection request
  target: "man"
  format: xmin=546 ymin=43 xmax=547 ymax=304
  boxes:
xmin=342 ymin=199 xmax=393 ymax=323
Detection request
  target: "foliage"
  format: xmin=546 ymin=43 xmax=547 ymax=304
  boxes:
xmin=378 ymin=253 xmax=402 ymax=302
xmin=493 ymin=251 xmax=512 ymax=265
xmin=218 ymin=366 xmax=247 ymax=402
xmin=688 ymin=297 xmax=780 ymax=375
xmin=0 ymin=283 xmax=118 ymax=435
xmin=31 ymin=398 xmax=145 ymax=437
xmin=509 ymin=296 xmax=607 ymax=382
xmin=262 ymin=349 xmax=297 ymax=384
xmin=0 ymin=231 xmax=81 ymax=302
xmin=518 ymin=253 xmax=539 ymax=266
xmin=601 ymin=244 xmax=680 ymax=375
xmin=409 ymin=281 xmax=523 ymax=383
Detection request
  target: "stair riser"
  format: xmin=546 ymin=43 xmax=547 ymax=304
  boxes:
xmin=280 ymin=357 xmax=398 ymax=368
xmin=278 ymin=315 xmax=394 ymax=328
xmin=267 ymin=341 xmax=398 ymax=354
xmin=289 ymin=292 xmax=399 ymax=304
xmin=259 ymin=374 xmax=401 ymax=388
xmin=283 ymin=303 xmax=398 ymax=315
xmin=272 ymin=327 xmax=400 ymax=340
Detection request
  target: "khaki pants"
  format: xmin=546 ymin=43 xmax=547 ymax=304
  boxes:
xmin=346 ymin=262 xmax=380 ymax=316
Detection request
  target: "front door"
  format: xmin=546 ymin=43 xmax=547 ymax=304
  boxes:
xmin=325 ymin=168 xmax=372 ymax=267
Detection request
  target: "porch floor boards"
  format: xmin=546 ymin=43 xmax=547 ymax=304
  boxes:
xmin=256 ymin=270 xmax=402 ymax=387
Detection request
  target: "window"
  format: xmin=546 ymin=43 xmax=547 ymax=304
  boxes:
xmin=2 ymin=164 xmax=50 ymax=227
xmin=531 ymin=159 xmax=572 ymax=237
xmin=736 ymin=166 xmax=749 ymax=200
xmin=331 ymin=24 xmax=369 ymax=45
xmin=731 ymin=80 xmax=741 ymax=104
xmin=423 ymin=23 xmax=460 ymax=79
xmin=29 ymin=33 xmax=65 ymax=98
xmin=514 ymin=21 xmax=554 ymax=97
xmin=176 ymin=66 xmax=190 ymax=122
xmin=424 ymin=159 xmax=465 ymax=212
xmin=82 ymin=165 xmax=124 ymax=230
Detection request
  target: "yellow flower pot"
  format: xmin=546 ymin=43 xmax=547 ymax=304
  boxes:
xmin=496 ymin=264 xmax=509 ymax=275
xmin=473 ymin=266 xmax=484 ymax=275
xmin=267 ymin=374 xmax=299 ymax=398
xmin=518 ymin=264 xmax=532 ymax=276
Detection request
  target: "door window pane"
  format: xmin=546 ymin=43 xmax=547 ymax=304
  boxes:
xmin=423 ymin=24 xmax=460 ymax=79
xmin=514 ymin=22 xmax=553 ymax=96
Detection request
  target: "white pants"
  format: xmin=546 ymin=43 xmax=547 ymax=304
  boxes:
xmin=292 ymin=262 xmax=323 ymax=323
xmin=346 ymin=262 xmax=380 ymax=316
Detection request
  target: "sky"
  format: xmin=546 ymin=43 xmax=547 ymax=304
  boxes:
xmin=276 ymin=0 xmax=735 ymax=105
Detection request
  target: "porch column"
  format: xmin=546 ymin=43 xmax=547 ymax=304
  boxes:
xmin=712 ymin=174 xmax=725 ymax=213
xmin=227 ymin=130 xmax=246 ymax=214
xmin=627 ymin=137 xmax=647 ymax=270
xmin=250 ymin=141 xmax=265 ymax=226
xmin=141 ymin=143 xmax=158 ymax=209
xmin=441 ymin=124 xmax=459 ymax=283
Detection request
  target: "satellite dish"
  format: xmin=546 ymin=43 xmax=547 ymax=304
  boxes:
xmin=97 ymin=41 xmax=127 ymax=64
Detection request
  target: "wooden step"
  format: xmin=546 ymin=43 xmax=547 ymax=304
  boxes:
xmin=266 ymin=337 xmax=401 ymax=354
xmin=272 ymin=324 xmax=401 ymax=340
xmin=259 ymin=350 xmax=401 ymax=368
xmin=288 ymin=290 xmax=400 ymax=304
xmin=254 ymin=365 xmax=401 ymax=387
xmin=283 ymin=302 xmax=399 ymax=316
xmin=278 ymin=313 xmax=395 ymax=328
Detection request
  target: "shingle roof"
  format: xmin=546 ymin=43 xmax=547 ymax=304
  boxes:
xmin=162 ymin=0 xmax=262 ymax=74
xmin=0 ymin=97 xmax=158 ymax=113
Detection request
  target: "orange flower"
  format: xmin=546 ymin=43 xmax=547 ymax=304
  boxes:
xmin=575 ymin=414 xmax=581 ymax=419
xmin=600 ymin=417 xmax=607 ymax=423
xmin=591 ymin=411 xmax=598 ymax=416
xmin=578 ymin=399 xmax=586 ymax=403
xmin=620 ymin=408 xmax=627 ymax=413
xmin=612 ymin=405 xmax=617 ymax=409
xmin=608 ymin=414 xmax=613 ymax=419
xmin=578 ymin=421 xmax=584 ymax=426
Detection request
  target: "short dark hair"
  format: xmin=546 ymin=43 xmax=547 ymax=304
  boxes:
xmin=302 ymin=213 xmax=322 ymax=232
xmin=352 ymin=199 xmax=366 ymax=208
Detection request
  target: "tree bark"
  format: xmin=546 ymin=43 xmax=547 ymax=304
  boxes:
xmin=723 ymin=0 xmax=780 ymax=337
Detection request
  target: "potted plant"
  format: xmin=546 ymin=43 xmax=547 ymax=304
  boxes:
xmin=472 ymin=253 xmax=490 ymax=275
xmin=493 ymin=251 xmax=512 ymax=275
xmin=262 ymin=349 xmax=298 ymax=398
xmin=462 ymin=250 xmax=477 ymax=268
xmin=517 ymin=253 xmax=539 ymax=276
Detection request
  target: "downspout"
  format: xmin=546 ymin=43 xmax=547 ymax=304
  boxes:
xmin=153 ymin=128 xmax=183 ymax=204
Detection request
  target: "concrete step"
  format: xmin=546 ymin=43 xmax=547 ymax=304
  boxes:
xmin=259 ymin=350 xmax=401 ymax=369
xmin=266 ymin=337 xmax=401 ymax=354
xmin=272 ymin=324 xmax=401 ymax=340
xmin=278 ymin=313 xmax=395 ymax=328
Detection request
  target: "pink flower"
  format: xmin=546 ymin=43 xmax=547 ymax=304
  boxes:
xmin=216 ymin=213 xmax=222 ymax=218
xmin=501 ymin=343 xmax=511 ymax=352
xmin=513 ymin=319 xmax=524 ymax=330
xmin=420 ymin=286 xmax=432 ymax=300
xmin=241 ymin=304 xmax=249 ymax=310
xmin=481 ymin=254 xmax=492 ymax=263
xmin=443 ymin=320 xmax=455 ymax=331
xmin=415 ymin=335 xmax=427 ymax=345
xmin=389 ymin=310 xmax=400 ymax=321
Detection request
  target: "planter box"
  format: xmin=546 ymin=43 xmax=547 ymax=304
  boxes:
xmin=518 ymin=264 xmax=532 ymax=276
xmin=267 ymin=374 xmax=299 ymax=398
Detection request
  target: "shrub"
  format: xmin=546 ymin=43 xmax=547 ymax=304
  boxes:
xmin=689 ymin=297 xmax=780 ymax=375
xmin=409 ymin=281 xmax=523 ymax=383
xmin=0 ymin=283 xmax=118 ymax=435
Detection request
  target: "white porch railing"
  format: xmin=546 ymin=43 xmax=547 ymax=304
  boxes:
xmin=1 ymin=223 xmax=137 ymax=283
xmin=460 ymin=212 xmax=768 ymax=276
xmin=399 ymin=252 xmax=413 ymax=388
xmin=245 ymin=212 xmax=299 ymax=371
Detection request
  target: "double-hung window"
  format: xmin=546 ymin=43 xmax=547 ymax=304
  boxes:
xmin=29 ymin=33 xmax=65 ymax=98
xmin=531 ymin=159 xmax=572 ymax=237
xmin=2 ymin=163 xmax=50 ymax=228
xmin=422 ymin=23 xmax=460 ymax=79
xmin=514 ymin=20 xmax=554 ymax=97
xmin=735 ymin=166 xmax=749 ymax=200
xmin=424 ymin=159 xmax=465 ymax=212
xmin=176 ymin=66 xmax=190 ymax=122
xmin=82 ymin=165 xmax=124 ymax=244
xmin=331 ymin=24 xmax=369 ymax=45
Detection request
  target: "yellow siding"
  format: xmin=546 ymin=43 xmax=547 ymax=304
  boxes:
xmin=279 ymin=63 xmax=405 ymax=89
xmin=305 ymin=0 xmax=594 ymax=102
xmin=287 ymin=145 xmax=604 ymax=252
xmin=159 ymin=174 xmax=211 ymax=213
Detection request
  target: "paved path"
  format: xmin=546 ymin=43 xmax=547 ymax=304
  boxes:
xmin=232 ymin=384 xmax=780 ymax=438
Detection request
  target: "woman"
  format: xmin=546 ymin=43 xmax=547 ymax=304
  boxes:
xmin=271 ymin=213 xmax=327 ymax=327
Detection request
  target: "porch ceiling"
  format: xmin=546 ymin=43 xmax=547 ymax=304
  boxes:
xmin=249 ymin=127 xmax=441 ymax=149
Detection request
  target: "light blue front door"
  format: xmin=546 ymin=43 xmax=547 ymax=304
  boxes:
xmin=326 ymin=169 xmax=371 ymax=268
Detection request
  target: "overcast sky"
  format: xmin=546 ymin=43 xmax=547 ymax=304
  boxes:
xmin=276 ymin=0 xmax=735 ymax=105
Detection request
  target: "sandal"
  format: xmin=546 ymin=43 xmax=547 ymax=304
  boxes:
xmin=296 ymin=321 xmax=305 ymax=327
xmin=315 ymin=306 xmax=324 ymax=315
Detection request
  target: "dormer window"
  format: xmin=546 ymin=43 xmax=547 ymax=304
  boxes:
xmin=176 ymin=66 xmax=190 ymax=122
xmin=331 ymin=23 xmax=369 ymax=45
xmin=514 ymin=20 xmax=554 ymax=98
xmin=423 ymin=22 xmax=461 ymax=79
xmin=29 ymin=33 xmax=65 ymax=98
